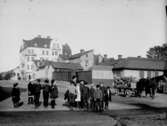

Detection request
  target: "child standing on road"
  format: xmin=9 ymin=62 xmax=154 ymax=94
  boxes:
xmin=28 ymin=82 xmax=34 ymax=104
xmin=33 ymin=79 xmax=41 ymax=108
xmin=12 ymin=83 xmax=23 ymax=108
xmin=50 ymin=80 xmax=58 ymax=108
xmin=42 ymin=79 xmax=50 ymax=107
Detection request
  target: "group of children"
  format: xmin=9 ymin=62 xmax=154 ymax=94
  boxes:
xmin=12 ymin=77 xmax=112 ymax=111
xmin=11 ymin=79 xmax=59 ymax=108
xmin=64 ymin=76 xmax=112 ymax=112
xmin=27 ymin=79 xmax=59 ymax=108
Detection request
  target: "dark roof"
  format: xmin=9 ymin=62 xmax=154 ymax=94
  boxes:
xmin=69 ymin=49 xmax=93 ymax=60
xmin=20 ymin=36 xmax=52 ymax=52
xmin=93 ymin=65 xmax=113 ymax=71
xmin=52 ymin=62 xmax=82 ymax=70
xmin=98 ymin=58 xmax=115 ymax=66
xmin=113 ymin=57 xmax=167 ymax=71
xmin=34 ymin=60 xmax=82 ymax=70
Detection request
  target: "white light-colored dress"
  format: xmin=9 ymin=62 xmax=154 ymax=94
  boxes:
xmin=75 ymin=83 xmax=81 ymax=102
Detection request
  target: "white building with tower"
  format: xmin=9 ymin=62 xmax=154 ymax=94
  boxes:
xmin=19 ymin=35 xmax=62 ymax=80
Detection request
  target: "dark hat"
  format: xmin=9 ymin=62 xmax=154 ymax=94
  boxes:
xmin=96 ymin=84 xmax=100 ymax=88
xmin=13 ymin=83 xmax=18 ymax=87
xmin=45 ymin=79 xmax=49 ymax=83
xmin=51 ymin=79 xmax=55 ymax=84
xmin=72 ymin=75 xmax=77 ymax=80
xmin=37 ymin=79 xmax=41 ymax=82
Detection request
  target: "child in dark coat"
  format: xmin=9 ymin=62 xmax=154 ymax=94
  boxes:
xmin=12 ymin=83 xmax=23 ymax=108
xmin=28 ymin=82 xmax=34 ymax=104
xmin=50 ymin=80 xmax=58 ymax=108
xmin=43 ymin=79 xmax=50 ymax=107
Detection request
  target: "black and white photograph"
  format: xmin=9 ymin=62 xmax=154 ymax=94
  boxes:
xmin=0 ymin=0 xmax=167 ymax=125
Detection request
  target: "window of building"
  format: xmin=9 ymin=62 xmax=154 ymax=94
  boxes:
xmin=31 ymin=56 xmax=34 ymax=61
xmin=44 ymin=44 xmax=47 ymax=48
xmin=28 ymin=49 xmax=31 ymax=54
xmin=21 ymin=63 xmax=24 ymax=68
xmin=31 ymin=64 xmax=34 ymax=70
xmin=27 ymin=65 xmax=29 ymax=70
xmin=46 ymin=51 xmax=49 ymax=55
xmin=40 ymin=57 xmax=44 ymax=61
xmin=54 ymin=51 xmax=58 ymax=55
xmin=52 ymin=51 xmax=58 ymax=56
xmin=155 ymin=71 xmax=158 ymax=77
xmin=31 ymin=49 xmax=34 ymax=54
xmin=85 ymin=60 xmax=89 ymax=66
xmin=147 ymin=71 xmax=151 ymax=78
xmin=34 ymin=43 xmax=37 ymax=47
xmin=151 ymin=71 xmax=156 ymax=78
xmin=42 ymin=50 xmax=45 ymax=55
xmin=27 ymin=56 xmax=30 ymax=62
xmin=52 ymin=43 xmax=56 ymax=49
xmin=139 ymin=71 xmax=144 ymax=78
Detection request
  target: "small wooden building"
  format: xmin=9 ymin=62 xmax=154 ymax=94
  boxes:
xmin=34 ymin=60 xmax=82 ymax=81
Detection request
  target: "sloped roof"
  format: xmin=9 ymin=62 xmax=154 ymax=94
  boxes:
xmin=98 ymin=58 xmax=116 ymax=66
xmin=52 ymin=62 xmax=82 ymax=70
xmin=113 ymin=57 xmax=167 ymax=71
xmin=93 ymin=65 xmax=113 ymax=71
xmin=20 ymin=36 xmax=52 ymax=52
xmin=69 ymin=49 xmax=93 ymax=60
xmin=34 ymin=60 xmax=82 ymax=70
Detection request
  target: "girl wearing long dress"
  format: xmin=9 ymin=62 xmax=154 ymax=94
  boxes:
xmin=75 ymin=83 xmax=81 ymax=109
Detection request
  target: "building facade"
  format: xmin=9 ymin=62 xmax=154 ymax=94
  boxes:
xmin=112 ymin=57 xmax=166 ymax=81
xmin=34 ymin=60 xmax=82 ymax=81
xmin=19 ymin=36 xmax=61 ymax=80
xmin=10 ymin=66 xmax=21 ymax=80
xmin=69 ymin=49 xmax=95 ymax=71
xmin=92 ymin=65 xmax=113 ymax=86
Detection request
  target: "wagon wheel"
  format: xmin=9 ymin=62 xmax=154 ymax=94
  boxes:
xmin=126 ymin=89 xmax=132 ymax=97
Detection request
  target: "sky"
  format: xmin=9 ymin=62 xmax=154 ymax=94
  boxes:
xmin=0 ymin=0 xmax=166 ymax=72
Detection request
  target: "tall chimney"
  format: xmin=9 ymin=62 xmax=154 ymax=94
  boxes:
xmin=118 ymin=55 xmax=122 ymax=59
xmin=104 ymin=54 xmax=108 ymax=58
xmin=37 ymin=35 xmax=41 ymax=38
xmin=80 ymin=49 xmax=85 ymax=53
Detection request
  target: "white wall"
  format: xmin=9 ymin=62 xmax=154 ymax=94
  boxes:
xmin=19 ymin=40 xmax=61 ymax=80
xmin=123 ymin=70 xmax=140 ymax=80
xmin=80 ymin=51 xmax=94 ymax=70
xmin=35 ymin=65 xmax=54 ymax=80
xmin=35 ymin=66 xmax=49 ymax=79
xmin=158 ymin=71 xmax=163 ymax=76
xmin=120 ymin=70 xmax=164 ymax=80
xmin=144 ymin=71 xmax=147 ymax=78
xmin=92 ymin=70 xmax=113 ymax=80
xmin=70 ymin=51 xmax=94 ymax=71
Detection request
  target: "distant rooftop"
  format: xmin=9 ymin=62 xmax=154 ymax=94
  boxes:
xmin=34 ymin=60 xmax=82 ymax=71
xmin=20 ymin=35 xmax=52 ymax=52
xmin=69 ymin=49 xmax=93 ymax=60
xmin=113 ymin=57 xmax=167 ymax=71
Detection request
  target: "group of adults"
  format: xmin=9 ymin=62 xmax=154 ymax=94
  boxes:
xmin=27 ymin=79 xmax=59 ymax=108
xmin=64 ymin=76 xmax=112 ymax=112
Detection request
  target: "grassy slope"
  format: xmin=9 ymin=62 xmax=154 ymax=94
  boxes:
xmin=0 ymin=80 xmax=27 ymax=101
xmin=0 ymin=86 xmax=12 ymax=101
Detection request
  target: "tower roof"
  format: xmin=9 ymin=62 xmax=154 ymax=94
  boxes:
xmin=20 ymin=36 xmax=52 ymax=52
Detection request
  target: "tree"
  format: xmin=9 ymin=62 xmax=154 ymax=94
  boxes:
xmin=61 ymin=43 xmax=72 ymax=60
xmin=146 ymin=43 xmax=167 ymax=60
